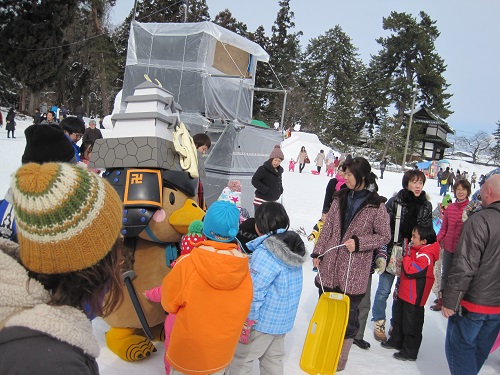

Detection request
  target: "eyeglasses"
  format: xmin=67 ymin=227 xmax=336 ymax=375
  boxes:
xmin=73 ymin=133 xmax=83 ymax=139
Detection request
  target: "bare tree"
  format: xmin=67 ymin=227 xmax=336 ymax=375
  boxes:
xmin=455 ymin=131 xmax=495 ymax=164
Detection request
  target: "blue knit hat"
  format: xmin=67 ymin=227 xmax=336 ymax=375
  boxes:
xmin=203 ymin=200 xmax=240 ymax=242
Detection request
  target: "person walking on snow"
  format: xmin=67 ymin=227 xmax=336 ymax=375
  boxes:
xmin=296 ymin=146 xmax=308 ymax=173
xmin=314 ymin=150 xmax=326 ymax=174
xmin=5 ymin=108 xmax=16 ymax=138
xmin=437 ymin=168 xmax=444 ymax=187
xmin=379 ymin=158 xmax=388 ymax=179
xmin=440 ymin=167 xmax=451 ymax=196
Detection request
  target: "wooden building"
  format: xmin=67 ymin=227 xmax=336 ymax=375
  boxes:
xmin=412 ymin=106 xmax=454 ymax=160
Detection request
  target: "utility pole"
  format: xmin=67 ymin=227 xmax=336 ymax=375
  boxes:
xmin=183 ymin=0 xmax=189 ymax=23
xmin=401 ymin=84 xmax=418 ymax=170
xmin=133 ymin=0 xmax=138 ymax=21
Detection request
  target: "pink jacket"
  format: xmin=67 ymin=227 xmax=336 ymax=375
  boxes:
xmin=437 ymin=199 xmax=469 ymax=253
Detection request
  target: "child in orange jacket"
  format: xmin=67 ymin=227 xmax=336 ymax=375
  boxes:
xmin=144 ymin=220 xmax=206 ymax=374
xmin=161 ymin=201 xmax=252 ymax=375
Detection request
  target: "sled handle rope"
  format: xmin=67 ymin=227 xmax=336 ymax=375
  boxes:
xmin=315 ymin=244 xmax=345 ymax=260
xmin=317 ymin=248 xmax=353 ymax=297
xmin=313 ymin=244 xmax=345 ymax=272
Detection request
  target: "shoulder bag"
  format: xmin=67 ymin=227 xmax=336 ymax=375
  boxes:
xmin=386 ymin=204 xmax=403 ymax=276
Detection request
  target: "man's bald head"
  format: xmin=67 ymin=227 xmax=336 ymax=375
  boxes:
xmin=480 ymin=174 xmax=500 ymax=207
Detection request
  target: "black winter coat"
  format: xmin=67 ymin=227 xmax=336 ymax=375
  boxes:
xmin=82 ymin=127 xmax=103 ymax=143
xmin=386 ymin=189 xmax=432 ymax=257
xmin=322 ymin=178 xmax=348 ymax=214
xmin=252 ymin=159 xmax=284 ymax=202
xmin=0 ymin=327 xmax=99 ymax=375
xmin=5 ymin=111 xmax=15 ymax=131
xmin=33 ymin=112 xmax=42 ymax=125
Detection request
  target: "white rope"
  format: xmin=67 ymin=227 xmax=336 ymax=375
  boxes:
xmin=344 ymin=252 xmax=353 ymax=297
xmin=177 ymin=34 xmax=189 ymax=103
xmin=316 ymin=245 xmax=353 ymax=297
xmin=317 ymin=244 xmax=345 ymax=258
xmin=318 ymin=267 xmax=325 ymax=295
xmin=266 ymin=61 xmax=285 ymax=91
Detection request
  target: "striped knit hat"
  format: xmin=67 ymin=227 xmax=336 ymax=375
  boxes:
xmin=11 ymin=163 xmax=123 ymax=274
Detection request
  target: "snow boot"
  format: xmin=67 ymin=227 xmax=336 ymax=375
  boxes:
xmin=353 ymin=338 xmax=371 ymax=350
xmin=336 ymin=338 xmax=354 ymax=372
xmin=374 ymin=320 xmax=387 ymax=342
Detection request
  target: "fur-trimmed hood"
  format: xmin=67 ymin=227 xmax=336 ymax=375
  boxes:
xmin=0 ymin=238 xmax=100 ymax=358
xmin=248 ymin=230 xmax=308 ymax=268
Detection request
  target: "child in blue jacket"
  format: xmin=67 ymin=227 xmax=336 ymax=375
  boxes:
xmin=228 ymin=202 xmax=308 ymax=374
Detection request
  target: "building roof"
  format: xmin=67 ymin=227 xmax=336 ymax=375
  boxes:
xmin=411 ymin=106 xmax=455 ymax=134
xmin=422 ymin=134 xmax=453 ymax=148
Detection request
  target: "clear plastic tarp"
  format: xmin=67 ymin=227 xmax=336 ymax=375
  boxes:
xmin=203 ymin=122 xmax=283 ymax=213
xmin=122 ymin=21 xmax=269 ymax=123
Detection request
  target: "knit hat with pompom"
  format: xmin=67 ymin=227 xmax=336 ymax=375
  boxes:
xmin=11 ymin=162 xmax=123 ymax=274
xmin=269 ymin=145 xmax=284 ymax=160
xmin=180 ymin=220 xmax=206 ymax=255
xmin=203 ymin=200 xmax=240 ymax=243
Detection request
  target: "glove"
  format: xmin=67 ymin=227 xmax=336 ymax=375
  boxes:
xmin=239 ymin=319 xmax=256 ymax=344
xmin=375 ymin=257 xmax=386 ymax=274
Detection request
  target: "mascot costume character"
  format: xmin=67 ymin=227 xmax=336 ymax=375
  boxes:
xmin=90 ymin=81 xmax=205 ymax=361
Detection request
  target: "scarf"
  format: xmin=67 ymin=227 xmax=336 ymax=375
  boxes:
xmin=399 ymin=189 xmax=428 ymax=240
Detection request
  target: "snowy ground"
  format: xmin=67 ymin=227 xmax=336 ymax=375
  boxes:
xmin=1 ymin=111 xmax=499 ymax=374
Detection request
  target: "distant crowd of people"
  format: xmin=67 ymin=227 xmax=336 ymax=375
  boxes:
xmin=437 ymin=167 xmax=484 ymax=196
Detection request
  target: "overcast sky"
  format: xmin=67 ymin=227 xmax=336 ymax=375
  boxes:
xmin=110 ymin=0 xmax=500 ymax=137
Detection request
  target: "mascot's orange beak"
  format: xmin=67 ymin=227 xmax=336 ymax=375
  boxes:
xmin=169 ymin=198 xmax=205 ymax=234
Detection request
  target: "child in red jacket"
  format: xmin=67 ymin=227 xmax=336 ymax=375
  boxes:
xmin=381 ymin=225 xmax=440 ymax=361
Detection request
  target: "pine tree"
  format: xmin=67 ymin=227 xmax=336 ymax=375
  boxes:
xmin=0 ymin=63 xmax=21 ymax=106
xmin=185 ymin=0 xmax=210 ymax=22
xmin=301 ymin=26 xmax=364 ymax=146
xmin=212 ymin=9 xmax=248 ymax=37
xmin=248 ymin=25 xmax=271 ymax=118
xmin=358 ymin=60 xmax=391 ymax=138
xmin=130 ymin=0 xmax=209 ymax=23
xmin=370 ymin=11 xmax=452 ymax=160
xmin=491 ymin=120 xmax=500 ymax=163
xmin=265 ymin=0 xmax=302 ymax=125
xmin=0 ymin=0 xmax=79 ymax=110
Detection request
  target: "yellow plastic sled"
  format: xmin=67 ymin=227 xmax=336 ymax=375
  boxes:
xmin=300 ymin=292 xmax=350 ymax=375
